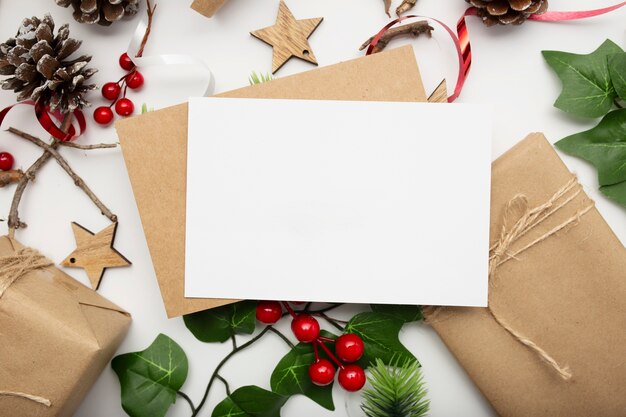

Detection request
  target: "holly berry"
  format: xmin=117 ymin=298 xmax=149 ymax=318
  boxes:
xmin=308 ymin=359 xmax=336 ymax=386
xmin=335 ymin=334 xmax=364 ymax=363
xmin=291 ymin=314 xmax=320 ymax=343
xmin=0 ymin=152 xmax=14 ymax=171
xmin=126 ymin=71 xmax=144 ymax=89
xmin=115 ymin=98 xmax=135 ymax=117
xmin=256 ymin=301 xmax=282 ymax=324
xmin=338 ymin=364 xmax=366 ymax=392
xmin=119 ymin=52 xmax=134 ymax=71
xmin=93 ymin=107 xmax=114 ymax=125
xmin=102 ymin=82 xmax=121 ymax=101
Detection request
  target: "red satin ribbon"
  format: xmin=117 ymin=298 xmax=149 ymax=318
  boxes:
xmin=0 ymin=101 xmax=85 ymax=141
xmin=367 ymin=2 xmax=626 ymax=103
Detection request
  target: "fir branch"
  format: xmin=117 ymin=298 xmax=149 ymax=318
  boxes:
xmin=361 ymin=358 xmax=430 ymax=417
xmin=249 ymin=71 xmax=273 ymax=85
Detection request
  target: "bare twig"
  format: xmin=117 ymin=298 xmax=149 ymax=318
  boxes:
xmin=59 ymin=141 xmax=118 ymax=150
xmin=359 ymin=20 xmax=434 ymax=53
xmin=7 ymin=115 xmax=72 ymax=236
xmin=396 ymin=0 xmax=417 ymax=15
xmin=383 ymin=0 xmax=392 ymax=17
xmin=0 ymin=170 xmax=24 ymax=188
xmin=7 ymin=127 xmax=117 ymax=224
xmin=136 ymin=0 xmax=157 ymax=58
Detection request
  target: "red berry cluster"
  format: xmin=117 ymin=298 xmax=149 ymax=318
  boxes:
xmin=93 ymin=53 xmax=144 ymax=126
xmin=256 ymin=301 xmax=367 ymax=392
xmin=0 ymin=152 xmax=14 ymax=171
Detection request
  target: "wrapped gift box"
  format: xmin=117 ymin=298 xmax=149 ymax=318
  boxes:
xmin=0 ymin=236 xmax=131 ymax=417
xmin=426 ymin=133 xmax=626 ymax=417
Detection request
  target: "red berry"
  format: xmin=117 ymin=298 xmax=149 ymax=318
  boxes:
xmin=335 ymin=334 xmax=364 ymax=363
xmin=309 ymin=359 xmax=336 ymax=386
xmin=256 ymin=301 xmax=282 ymax=324
xmin=102 ymin=82 xmax=121 ymax=100
xmin=338 ymin=364 xmax=366 ymax=392
xmin=291 ymin=314 xmax=320 ymax=343
xmin=93 ymin=106 xmax=114 ymax=125
xmin=126 ymin=71 xmax=144 ymax=89
xmin=119 ymin=52 xmax=134 ymax=71
xmin=115 ymin=98 xmax=134 ymax=117
xmin=0 ymin=152 xmax=14 ymax=171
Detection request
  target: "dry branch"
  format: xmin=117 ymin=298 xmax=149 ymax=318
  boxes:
xmin=359 ymin=20 xmax=434 ymax=53
xmin=0 ymin=170 xmax=23 ymax=188
xmin=396 ymin=0 xmax=417 ymax=15
xmin=7 ymin=127 xmax=118 ymax=224
xmin=383 ymin=0 xmax=392 ymax=16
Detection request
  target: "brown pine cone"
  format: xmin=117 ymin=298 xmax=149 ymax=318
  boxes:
xmin=0 ymin=14 xmax=97 ymax=114
xmin=55 ymin=0 xmax=140 ymax=26
xmin=467 ymin=0 xmax=549 ymax=26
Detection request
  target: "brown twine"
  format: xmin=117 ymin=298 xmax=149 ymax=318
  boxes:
xmin=0 ymin=246 xmax=52 ymax=299
xmin=486 ymin=176 xmax=594 ymax=381
xmin=0 ymin=391 xmax=51 ymax=407
xmin=0 ymin=244 xmax=53 ymax=407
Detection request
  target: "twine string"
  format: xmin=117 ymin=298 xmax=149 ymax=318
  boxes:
xmin=0 ymin=391 xmax=51 ymax=407
xmin=486 ymin=176 xmax=594 ymax=380
xmin=0 ymin=244 xmax=53 ymax=407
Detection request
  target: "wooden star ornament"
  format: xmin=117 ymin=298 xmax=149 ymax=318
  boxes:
xmin=61 ymin=222 xmax=131 ymax=290
xmin=251 ymin=1 xmax=323 ymax=74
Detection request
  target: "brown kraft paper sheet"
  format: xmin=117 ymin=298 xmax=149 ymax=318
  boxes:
xmin=115 ymin=46 xmax=428 ymax=318
xmin=191 ymin=0 xmax=228 ymax=17
xmin=426 ymin=133 xmax=626 ymax=417
xmin=0 ymin=236 xmax=131 ymax=417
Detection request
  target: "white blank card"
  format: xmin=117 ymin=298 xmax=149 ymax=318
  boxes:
xmin=185 ymin=98 xmax=491 ymax=307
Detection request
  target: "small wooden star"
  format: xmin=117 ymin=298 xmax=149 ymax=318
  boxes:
xmin=61 ymin=222 xmax=131 ymax=290
xmin=251 ymin=1 xmax=323 ymax=74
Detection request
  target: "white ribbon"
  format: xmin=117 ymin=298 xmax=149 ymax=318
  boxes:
xmin=126 ymin=13 xmax=215 ymax=97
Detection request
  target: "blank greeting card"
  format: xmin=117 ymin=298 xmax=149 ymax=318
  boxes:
xmin=185 ymin=98 xmax=491 ymax=307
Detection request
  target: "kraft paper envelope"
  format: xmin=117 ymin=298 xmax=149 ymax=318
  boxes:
xmin=116 ymin=46 xmax=428 ymax=317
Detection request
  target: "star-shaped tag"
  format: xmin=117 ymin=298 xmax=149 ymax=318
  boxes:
xmin=251 ymin=1 xmax=323 ymax=73
xmin=61 ymin=222 xmax=131 ymax=290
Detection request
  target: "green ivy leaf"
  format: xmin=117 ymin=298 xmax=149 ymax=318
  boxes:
xmin=345 ymin=312 xmax=417 ymax=368
xmin=555 ymin=109 xmax=626 ymax=186
xmin=600 ymin=180 xmax=626 ymax=207
xmin=543 ymin=39 xmax=623 ymax=118
xmin=212 ymin=386 xmax=288 ymax=417
xmin=609 ymin=53 xmax=626 ymax=100
xmin=370 ymin=305 xmax=423 ymax=323
xmin=112 ymin=334 xmax=188 ymax=417
xmin=270 ymin=332 xmax=337 ymax=411
xmin=183 ymin=300 xmax=256 ymax=343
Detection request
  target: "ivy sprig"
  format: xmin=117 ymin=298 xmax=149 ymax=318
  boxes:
xmin=543 ymin=39 xmax=626 ymax=207
xmin=111 ymin=302 xmax=424 ymax=417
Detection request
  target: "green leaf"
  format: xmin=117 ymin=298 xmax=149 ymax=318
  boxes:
xmin=183 ymin=300 xmax=257 ymax=343
xmin=370 ymin=305 xmax=423 ymax=323
xmin=600 ymin=180 xmax=626 ymax=207
xmin=212 ymin=386 xmax=288 ymax=417
xmin=270 ymin=332 xmax=337 ymax=411
xmin=345 ymin=312 xmax=416 ymax=368
xmin=609 ymin=53 xmax=626 ymax=100
xmin=361 ymin=358 xmax=429 ymax=417
xmin=555 ymin=109 xmax=626 ymax=186
xmin=543 ymin=39 xmax=623 ymax=118
xmin=112 ymin=334 xmax=188 ymax=417
xmin=249 ymin=71 xmax=273 ymax=85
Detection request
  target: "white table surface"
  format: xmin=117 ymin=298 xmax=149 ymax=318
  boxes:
xmin=0 ymin=1 xmax=624 ymax=416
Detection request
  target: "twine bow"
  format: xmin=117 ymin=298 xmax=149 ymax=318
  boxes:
xmin=0 ymin=243 xmax=53 ymax=407
xmin=487 ymin=177 xmax=594 ymax=380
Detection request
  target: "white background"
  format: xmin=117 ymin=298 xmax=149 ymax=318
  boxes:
xmin=0 ymin=1 xmax=624 ymax=417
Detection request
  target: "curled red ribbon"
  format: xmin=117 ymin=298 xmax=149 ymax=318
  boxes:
xmin=367 ymin=2 xmax=626 ymax=103
xmin=0 ymin=101 xmax=85 ymax=141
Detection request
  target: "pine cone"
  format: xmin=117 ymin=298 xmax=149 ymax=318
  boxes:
xmin=55 ymin=0 xmax=140 ymax=26
xmin=467 ymin=0 xmax=549 ymax=26
xmin=0 ymin=14 xmax=97 ymax=114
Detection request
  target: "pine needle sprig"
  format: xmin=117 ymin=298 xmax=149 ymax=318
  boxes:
xmin=361 ymin=358 xmax=430 ymax=417
xmin=249 ymin=71 xmax=273 ymax=85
